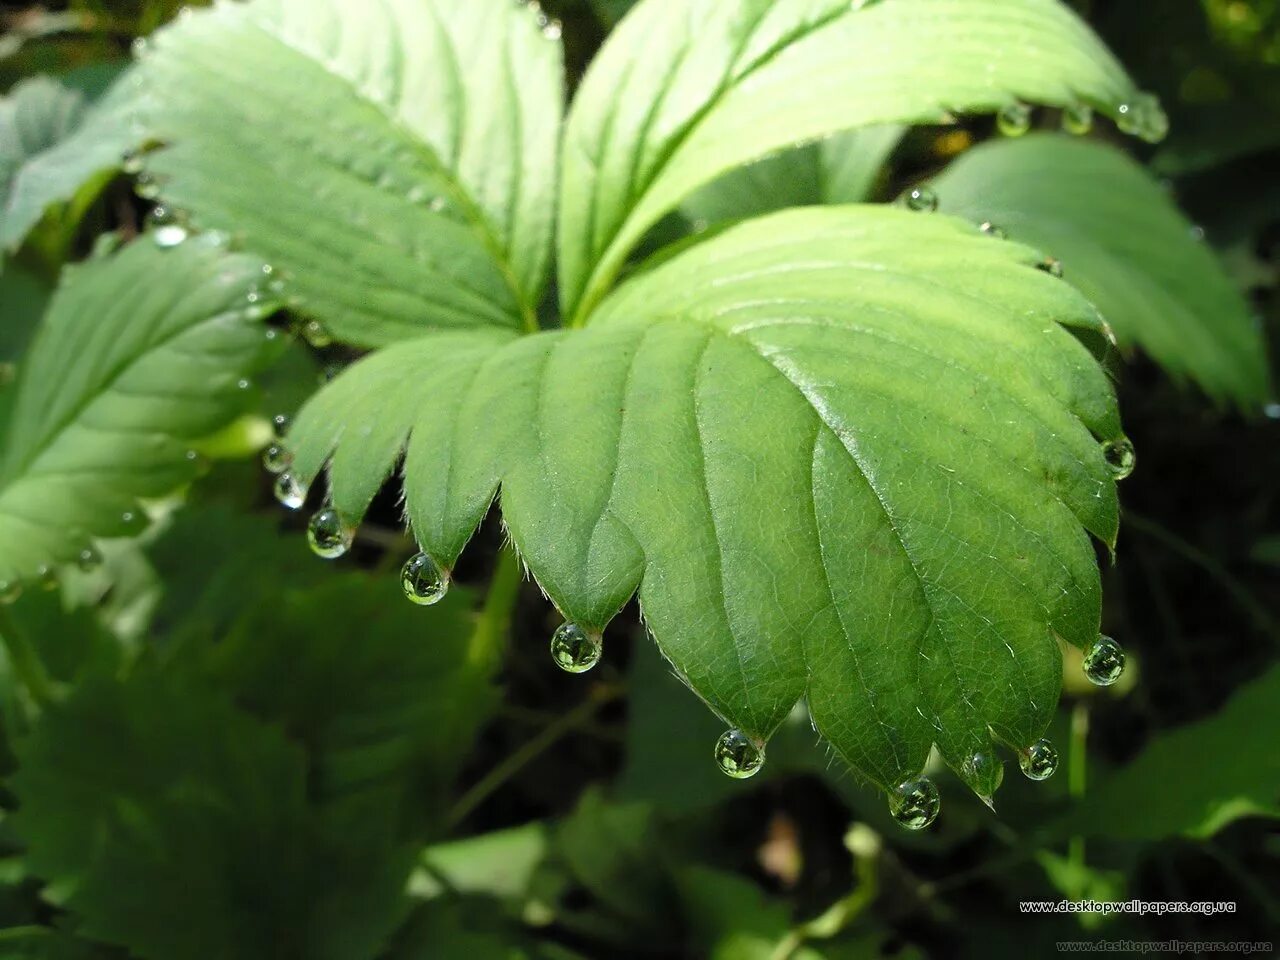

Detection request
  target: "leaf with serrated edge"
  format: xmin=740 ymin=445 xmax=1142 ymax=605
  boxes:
xmin=931 ymin=133 xmax=1270 ymax=407
xmin=558 ymin=0 xmax=1165 ymax=324
xmin=135 ymin=0 xmax=564 ymax=347
xmin=0 ymin=236 xmax=279 ymax=585
xmin=287 ymin=206 xmax=1122 ymax=801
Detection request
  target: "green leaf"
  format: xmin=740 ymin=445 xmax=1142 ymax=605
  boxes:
xmin=10 ymin=664 xmax=413 ymax=960
xmin=0 ymin=236 xmax=280 ymax=586
xmin=135 ymin=0 xmax=564 ymax=347
xmin=1064 ymin=664 xmax=1280 ymax=840
xmin=681 ymin=126 xmax=905 ymax=226
xmin=286 ymin=206 xmax=1122 ymax=801
xmin=931 ymin=133 xmax=1271 ymax=406
xmin=0 ymin=264 xmax=50 ymax=363
xmin=558 ymin=0 xmax=1164 ymax=323
xmin=0 ymin=74 xmax=136 ymax=255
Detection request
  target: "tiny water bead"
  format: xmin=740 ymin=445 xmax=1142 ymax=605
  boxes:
xmin=550 ymin=622 xmax=602 ymax=674
xmin=1083 ymin=635 xmax=1126 ymax=687
xmin=262 ymin=442 xmax=291 ymax=475
xmin=1102 ymin=437 xmax=1136 ymax=480
xmin=1037 ymin=257 xmax=1064 ymax=278
xmin=77 ymin=546 xmax=103 ymax=573
xmin=307 ymin=509 xmax=354 ymax=560
xmin=147 ymin=206 xmax=188 ymax=249
xmin=1116 ymin=94 xmax=1169 ymax=144
xmin=1019 ymin=739 xmax=1059 ymax=781
xmin=0 ymin=580 xmax=21 ymax=605
xmin=272 ymin=413 xmax=291 ymax=434
xmin=979 ymin=221 xmax=1007 ymax=239
xmin=401 ymin=552 xmax=449 ymax=606
xmin=714 ymin=729 xmax=764 ymax=779
xmin=997 ymin=101 xmax=1032 ymax=137
xmin=1062 ymin=103 xmax=1094 ymax=135
xmin=274 ymin=472 xmax=307 ymax=510
xmin=301 ymin=320 xmax=333 ymax=349
xmin=903 ymin=186 xmax=938 ymax=212
xmin=889 ymin=777 xmax=940 ymax=830
xmin=36 ymin=565 xmax=58 ymax=591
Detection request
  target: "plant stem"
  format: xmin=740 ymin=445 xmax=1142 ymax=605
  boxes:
xmin=1067 ymin=701 xmax=1089 ymax=876
xmin=469 ymin=545 xmax=524 ymax=669
xmin=0 ymin=605 xmax=55 ymax=710
xmin=446 ymin=683 xmax=620 ymax=829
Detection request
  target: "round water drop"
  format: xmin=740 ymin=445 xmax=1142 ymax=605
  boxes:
xmin=307 ymin=509 xmax=353 ymax=560
xmin=714 ymin=729 xmax=764 ymax=779
xmin=1019 ymin=739 xmax=1059 ymax=781
xmin=997 ymin=102 xmax=1032 ymax=137
xmin=889 ymin=777 xmax=940 ymax=830
xmin=272 ymin=413 xmax=291 ymax=434
xmin=979 ymin=221 xmax=1007 ymax=239
xmin=0 ymin=580 xmax=21 ymax=605
xmin=147 ymin=206 xmax=188 ymax=249
xmin=903 ymin=186 xmax=938 ymax=212
xmin=1083 ymin=635 xmax=1125 ymax=686
xmin=543 ymin=19 xmax=562 ymax=40
xmin=1117 ymin=94 xmax=1169 ymax=144
xmin=1038 ymin=257 xmax=1064 ymax=278
xmin=401 ymin=552 xmax=449 ymax=606
xmin=1101 ymin=437 xmax=1136 ymax=480
xmin=1062 ymin=103 xmax=1093 ymax=135
xmin=302 ymin=320 xmax=333 ymax=349
xmin=36 ymin=565 xmax=58 ymax=591
xmin=274 ymin=472 xmax=307 ymax=510
xmin=262 ymin=442 xmax=291 ymax=475
xmin=1189 ymin=225 xmax=1206 ymax=243
xmin=122 ymin=150 xmax=144 ymax=175
xmin=550 ymin=622 xmax=602 ymax=674
xmin=77 ymin=546 xmax=103 ymax=573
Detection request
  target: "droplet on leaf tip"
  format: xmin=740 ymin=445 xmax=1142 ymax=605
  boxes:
xmin=1019 ymin=739 xmax=1059 ymax=781
xmin=262 ymin=442 xmax=291 ymax=475
xmin=307 ymin=508 xmax=353 ymax=560
xmin=77 ymin=546 xmax=103 ymax=573
xmin=274 ymin=472 xmax=307 ymax=510
xmin=889 ymin=777 xmax=940 ymax=830
xmin=1101 ymin=437 xmax=1136 ymax=480
xmin=401 ymin=552 xmax=449 ymax=606
xmin=997 ymin=101 xmax=1032 ymax=137
xmin=902 ymin=186 xmax=938 ymax=212
xmin=0 ymin=580 xmax=21 ymax=605
xmin=979 ymin=221 xmax=1006 ymax=239
xmin=1083 ymin=635 xmax=1125 ymax=687
xmin=550 ymin=622 xmax=602 ymax=674
xmin=714 ymin=729 xmax=764 ymax=779
xmin=1037 ymin=257 xmax=1064 ymax=278
xmin=1062 ymin=103 xmax=1093 ymax=135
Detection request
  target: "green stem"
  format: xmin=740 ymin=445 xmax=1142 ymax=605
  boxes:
xmin=468 ymin=546 xmax=524 ymax=669
xmin=1067 ymin=702 xmax=1089 ymax=878
xmin=0 ymin=605 xmax=55 ymax=710
xmin=446 ymin=683 xmax=620 ymax=829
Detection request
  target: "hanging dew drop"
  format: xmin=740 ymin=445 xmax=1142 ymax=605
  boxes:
xmin=307 ymin=509 xmax=353 ymax=560
xmin=1083 ymin=635 xmax=1126 ymax=686
xmin=147 ymin=206 xmax=188 ymax=249
xmin=1019 ymin=739 xmax=1059 ymax=781
xmin=262 ymin=442 xmax=291 ymax=475
xmin=997 ymin=101 xmax=1032 ymax=137
xmin=1037 ymin=257 xmax=1064 ymax=278
xmin=272 ymin=413 xmax=291 ymax=434
xmin=77 ymin=546 xmax=103 ymax=573
xmin=0 ymin=580 xmax=21 ymax=605
xmin=301 ymin=320 xmax=333 ymax=349
xmin=714 ymin=729 xmax=764 ymax=779
xmin=36 ymin=565 xmax=58 ymax=591
xmin=889 ymin=777 xmax=940 ymax=830
xmin=274 ymin=472 xmax=307 ymax=510
xmin=550 ymin=622 xmax=602 ymax=674
xmin=1102 ymin=437 xmax=1136 ymax=480
xmin=903 ymin=186 xmax=938 ymax=212
xmin=979 ymin=221 xmax=1006 ymax=239
xmin=401 ymin=552 xmax=449 ymax=606
xmin=1062 ymin=103 xmax=1093 ymax=135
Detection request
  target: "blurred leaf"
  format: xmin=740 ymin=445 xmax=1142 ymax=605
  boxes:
xmin=10 ymin=663 xmax=414 ymax=960
xmin=0 ymin=264 xmax=50 ymax=364
xmin=932 ymin=133 xmax=1270 ymax=406
xmin=0 ymin=929 xmax=118 ymax=960
xmin=1065 ymin=664 xmax=1280 ymax=840
xmin=676 ymin=866 xmax=827 ymax=960
xmin=207 ymin=572 xmax=496 ymax=833
xmin=411 ymin=823 xmax=549 ymax=902
xmin=0 ymin=236 xmax=282 ymax=586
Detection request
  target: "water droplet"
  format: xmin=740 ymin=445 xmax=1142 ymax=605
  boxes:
xmin=889 ymin=777 xmax=940 ymax=830
xmin=36 ymin=565 xmax=58 ymax=591
xmin=1101 ymin=437 xmax=1136 ymax=480
xmin=962 ymin=751 xmax=1004 ymax=800
xmin=903 ymin=186 xmax=938 ymax=212
xmin=121 ymin=511 xmax=137 ymax=526
xmin=979 ymin=221 xmax=1006 ymax=239
xmin=302 ymin=320 xmax=332 ymax=349
xmin=543 ymin=19 xmax=562 ymax=40
xmin=1062 ymin=103 xmax=1094 ymax=135
xmin=714 ymin=729 xmax=764 ymax=779
xmin=271 ymin=413 xmax=291 ymax=434
xmin=0 ymin=580 xmax=21 ymax=605
xmin=1083 ymin=635 xmax=1125 ymax=686
xmin=401 ymin=552 xmax=449 ymax=606
xmin=135 ymin=172 xmax=160 ymax=200
xmin=1037 ymin=257 xmax=1064 ymax=278
xmin=997 ymin=102 xmax=1032 ymax=137
xmin=1019 ymin=738 xmax=1059 ymax=781
xmin=274 ymin=472 xmax=307 ymax=510
xmin=1116 ymin=94 xmax=1169 ymax=144
xmin=262 ymin=442 xmax=291 ymax=474
xmin=1265 ymin=402 xmax=1280 ymax=420
xmin=429 ymin=196 xmax=447 ymax=213
xmin=77 ymin=546 xmax=103 ymax=572
xmin=307 ymin=509 xmax=353 ymax=560
xmin=1189 ymin=225 xmax=1206 ymax=242
xmin=237 ymin=378 xmax=251 ymax=391
xmin=122 ymin=150 xmax=144 ymax=175
xmin=147 ymin=206 xmax=188 ymax=248
xmin=550 ymin=622 xmax=602 ymax=673
xmin=131 ymin=36 xmax=149 ymax=58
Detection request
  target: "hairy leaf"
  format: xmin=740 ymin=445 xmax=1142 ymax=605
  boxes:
xmin=0 ymin=237 xmax=280 ymax=586
xmin=0 ymin=73 xmax=136 ymax=255
xmin=135 ymin=0 xmax=564 ymax=346
xmin=931 ymin=134 xmax=1270 ymax=406
xmin=286 ymin=206 xmax=1122 ymax=800
xmin=558 ymin=0 xmax=1164 ymax=323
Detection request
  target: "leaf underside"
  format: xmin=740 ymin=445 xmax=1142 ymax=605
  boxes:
xmin=0 ymin=236 xmax=279 ymax=584
xmin=931 ymin=134 xmax=1271 ymax=406
xmin=288 ymin=206 xmax=1123 ymax=798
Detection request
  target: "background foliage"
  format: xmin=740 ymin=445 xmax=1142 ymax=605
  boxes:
xmin=0 ymin=0 xmax=1277 ymax=958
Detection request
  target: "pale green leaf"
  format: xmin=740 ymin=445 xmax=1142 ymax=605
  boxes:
xmin=1065 ymin=664 xmax=1280 ymax=840
xmin=931 ymin=134 xmax=1271 ymax=406
xmin=286 ymin=206 xmax=1122 ymax=801
xmin=135 ymin=0 xmax=564 ymax=347
xmin=558 ymin=0 xmax=1163 ymax=323
xmin=0 ymin=74 xmax=137 ymax=254
xmin=0 ymin=236 xmax=280 ymax=586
